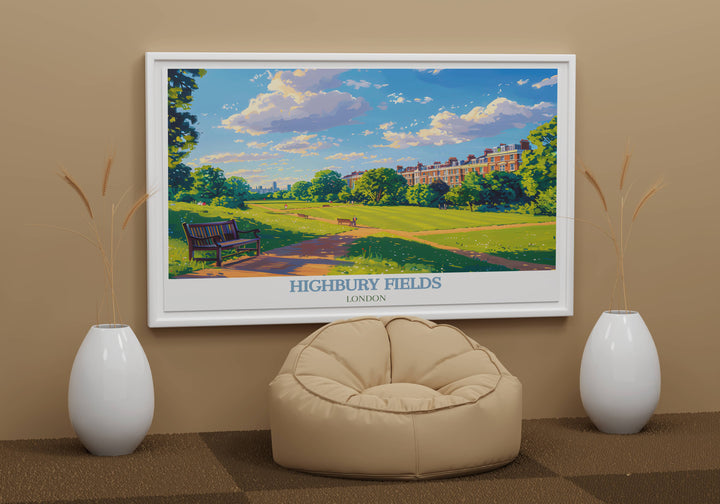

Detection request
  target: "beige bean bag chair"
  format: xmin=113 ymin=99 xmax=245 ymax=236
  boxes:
xmin=268 ymin=316 xmax=522 ymax=480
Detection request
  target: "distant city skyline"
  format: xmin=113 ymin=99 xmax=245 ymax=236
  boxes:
xmin=184 ymin=67 xmax=558 ymax=188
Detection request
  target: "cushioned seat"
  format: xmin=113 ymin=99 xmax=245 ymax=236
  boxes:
xmin=268 ymin=316 xmax=522 ymax=480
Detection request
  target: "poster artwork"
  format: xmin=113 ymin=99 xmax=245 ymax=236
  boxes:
xmin=169 ymin=68 xmax=558 ymax=283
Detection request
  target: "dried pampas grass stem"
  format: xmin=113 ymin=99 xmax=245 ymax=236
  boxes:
xmin=582 ymin=165 xmax=608 ymax=213
xmin=58 ymin=152 xmax=152 ymax=325
xmin=633 ymin=178 xmax=665 ymax=222
xmin=102 ymin=152 xmax=114 ymax=196
xmin=60 ymin=169 xmax=94 ymax=219
xmin=581 ymin=147 xmax=664 ymax=312
xmin=122 ymin=192 xmax=151 ymax=230
xmin=619 ymin=151 xmax=631 ymax=191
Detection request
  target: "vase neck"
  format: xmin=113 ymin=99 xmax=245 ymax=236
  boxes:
xmin=604 ymin=310 xmax=638 ymax=315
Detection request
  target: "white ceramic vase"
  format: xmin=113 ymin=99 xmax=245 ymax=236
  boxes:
xmin=580 ymin=311 xmax=661 ymax=434
xmin=68 ymin=324 xmax=154 ymax=456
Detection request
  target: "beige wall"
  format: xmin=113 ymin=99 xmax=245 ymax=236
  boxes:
xmin=1 ymin=0 xmax=718 ymax=440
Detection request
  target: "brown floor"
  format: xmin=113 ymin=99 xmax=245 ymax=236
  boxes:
xmin=1 ymin=412 xmax=718 ymax=503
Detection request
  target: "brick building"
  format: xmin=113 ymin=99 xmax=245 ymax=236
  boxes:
xmin=342 ymin=139 xmax=531 ymax=189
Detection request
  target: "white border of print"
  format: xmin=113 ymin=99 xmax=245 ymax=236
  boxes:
xmin=145 ymin=52 xmax=575 ymax=327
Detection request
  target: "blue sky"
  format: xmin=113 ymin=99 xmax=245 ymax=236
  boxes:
xmin=182 ymin=67 xmax=558 ymax=189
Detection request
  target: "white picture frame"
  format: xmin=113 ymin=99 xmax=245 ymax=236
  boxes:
xmin=146 ymin=52 xmax=575 ymax=327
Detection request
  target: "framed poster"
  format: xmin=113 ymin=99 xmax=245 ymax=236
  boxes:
xmin=146 ymin=52 xmax=575 ymax=327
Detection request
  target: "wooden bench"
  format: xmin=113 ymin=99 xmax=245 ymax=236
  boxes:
xmin=337 ymin=217 xmax=357 ymax=227
xmin=182 ymin=220 xmax=261 ymax=267
xmin=297 ymin=213 xmax=309 ymax=219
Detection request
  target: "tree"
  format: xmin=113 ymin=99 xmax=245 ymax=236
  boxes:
xmin=535 ymin=187 xmax=556 ymax=215
xmin=445 ymin=184 xmax=476 ymax=211
xmin=354 ymin=168 xmax=408 ymax=205
xmin=174 ymin=190 xmax=196 ymax=203
xmin=168 ymin=69 xmax=206 ymax=195
xmin=168 ymin=163 xmax=194 ymax=197
xmin=518 ymin=116 xmax=557 ymax=198
xmin=222 ymin=176 xmax=252 ymax=208
xmin=449 ymin=171 xmax=526 ymax=211
xmin=193 ymin=165 xmax=226 ymax=203
xmin=290 ymin=180 xmax=312 ymax=200
xmin=428 ymin=179 xmax=450 ymax=206
xmin=406 ymin=183 xmax=436 ymax=207
xmin=455 ymin=172 xmax=483 ymax=210
xmin=308 ymin=169 xmax=345 ymax=202
xmin=478 ymin=171 xmax=525 ymax=206
xmin=337 ymin=185 xmax=352 ymax=203
xmin=351 ymin=185 xmax=367 ymax=204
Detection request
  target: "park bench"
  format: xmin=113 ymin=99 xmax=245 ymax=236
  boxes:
xmin=182 ymin=220 xmax=261 ymax=267
xmin=297 ymin=213 xmax=309 ymax=219
xmin=337 ymin=217 xmax=357 ymax=227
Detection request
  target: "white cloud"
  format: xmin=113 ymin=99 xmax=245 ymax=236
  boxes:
xmin=532 ymin=75 xmax=558 ymax=89
xmin=389 ymin=92 xmax=433 ymax=105
xmin=199 ymin=152 xmax=282 ymax=163
xmin=517 ymin=79 xmax=529 ymax=86
xmin=379 ymin=122 xmax=394 ymax=130
xmin=227 ymin=168 xmax=264 ymax=177
xmin=273 ymin=134 xmax=333 ymax=156
xmin=374 ymin=83 xmax=389 ymax=89
xmin=230 ymin=169 xmax=297 ymax=187
xmin=325 ymin=152 xmax=368 ymax=161
xmin=220 ymin=69 xmax=370 ymax=135
xmin=247 ymin=141 xmax=272 ymax=149
xmin=364 ymin=157 xmax=395 ymax=165
xmin=345 ymin=79 xmax=372 ymax=90
xmin=267 ymin=69 xmax=343 ymax=97
xmin=250 ymin=71 xmax=273 ymax=82
xmin=361 ymin=130 xmax=374 ymax=136
xmin=376 ymin=98 xmax=556 ymax=149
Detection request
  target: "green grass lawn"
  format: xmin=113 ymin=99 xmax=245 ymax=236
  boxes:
xmin=168 ymin=202 xmax=346 ymax=277
xmin=329 ymin=233 xmax=509 ymax=275
xmin=284 ymin=204 xmax=553 ymax=232
xmin=168 ymin=201 xmax=555 ymax=277
xmin=247 ymin=200 xmax=340 ymax=211
xmin=421 ymin=224 xmax=556 ymax=265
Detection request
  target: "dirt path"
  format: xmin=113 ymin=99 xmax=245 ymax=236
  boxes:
xmin=178 ymin=219 xmax=553 ymax=278
xmin=178 ymin=229 xmax=371 ymax=278
xmin=183 ymin=205 xmax=554 ymax=276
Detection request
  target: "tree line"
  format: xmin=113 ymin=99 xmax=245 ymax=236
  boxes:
xmin=168 ymin=115 xmax=557 ymax=216
xmin=281 ymin=116 xmax=558 ymax=215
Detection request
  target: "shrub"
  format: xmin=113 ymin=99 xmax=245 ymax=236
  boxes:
xmin=174 ymin=190 xmax=196 ymax=203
